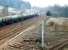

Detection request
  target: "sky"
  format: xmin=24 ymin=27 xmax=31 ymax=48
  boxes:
xmin=23 ymin=0 xmax=68 ymax=7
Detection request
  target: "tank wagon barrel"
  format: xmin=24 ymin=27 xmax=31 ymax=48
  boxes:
xmin=0 ymin=14 xmax=39 ymax=27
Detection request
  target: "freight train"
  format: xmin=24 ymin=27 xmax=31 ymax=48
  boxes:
xmin=0 ymin=13 xmax=39 ymax=27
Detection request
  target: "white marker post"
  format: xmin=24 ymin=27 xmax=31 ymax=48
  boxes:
xmin=41 ymin=20 xmax=44 ymax=48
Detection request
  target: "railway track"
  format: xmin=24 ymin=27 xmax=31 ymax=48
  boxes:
xmin=0 ymin=16 xmax=43 ymax=47
xmin=46 ymin=39 xmax=68 ymax=50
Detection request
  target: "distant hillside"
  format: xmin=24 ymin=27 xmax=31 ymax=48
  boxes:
xmin=0 ymin=0 xmax=31 ymax=9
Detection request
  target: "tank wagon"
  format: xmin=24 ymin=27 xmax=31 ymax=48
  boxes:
xmin=0 ymin=13 xmax=39 ymax=27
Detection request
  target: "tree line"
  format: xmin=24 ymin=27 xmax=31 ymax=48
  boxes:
xmin=46 ymin=5 xmax=68 ymax=17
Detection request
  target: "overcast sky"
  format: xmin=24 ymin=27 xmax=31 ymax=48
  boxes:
xmin=23 ymin=0 xmax=68 ymax=7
